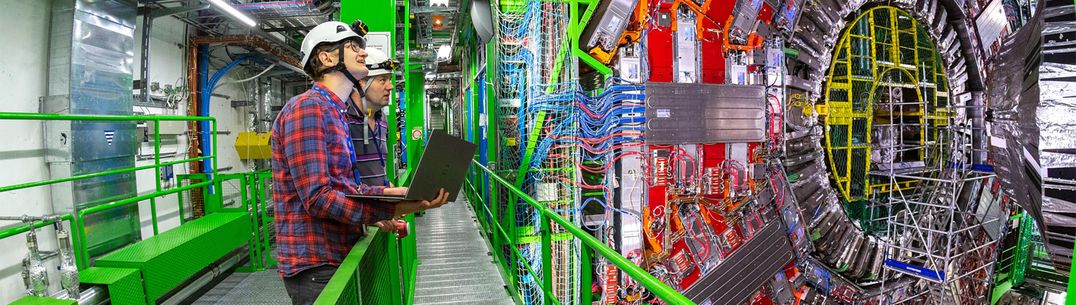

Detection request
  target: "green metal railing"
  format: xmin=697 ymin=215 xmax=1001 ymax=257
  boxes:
xmin=178 ymin=171 xmax=276 ymax=271
xmin=468 ymin=161 xmax=694 ymax=305
xmin=0 ymin=112 xmax=218 ymax=269
xmin=314 ymin=229 xmax=405 ymax=305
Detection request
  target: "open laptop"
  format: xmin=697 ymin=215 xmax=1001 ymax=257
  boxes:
xmin=347 ymin=130 xmax=477 ymax=201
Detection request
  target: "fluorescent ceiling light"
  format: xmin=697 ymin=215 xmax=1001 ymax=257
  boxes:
xmin=431 ymin=0 xmax=449 ymax=6
xmin=208 ymin=0 xmax=257 ymax=27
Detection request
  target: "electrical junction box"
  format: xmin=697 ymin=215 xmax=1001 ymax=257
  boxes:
xmin=580 ymin=0 xmax=639 ymax=53
xmin=146 ymin=120 xmax=187 ymax=135
xmin=235 ymin=132 xmax=271 ymax=159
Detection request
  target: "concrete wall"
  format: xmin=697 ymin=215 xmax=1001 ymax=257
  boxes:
xmin=0 ymin=1 xmax=269 ymax=301
xmin=0 ymin=1 xmax=59 ymax=301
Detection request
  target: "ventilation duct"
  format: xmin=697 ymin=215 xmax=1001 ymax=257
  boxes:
xmin=41 ymin=0 xmax=139 ymax=258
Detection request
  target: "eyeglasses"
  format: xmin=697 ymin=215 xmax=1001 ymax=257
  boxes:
xmin=343 ymin=38 xmax=365 ymax=51
xmin=326 ymin=37 xmax=364 ymax=54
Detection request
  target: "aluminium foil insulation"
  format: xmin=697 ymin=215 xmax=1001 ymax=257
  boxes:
xmin=780 ymin=0 xmax=990 ymax=292
xmin=985 ymin=0 xmax=1076 ymax=274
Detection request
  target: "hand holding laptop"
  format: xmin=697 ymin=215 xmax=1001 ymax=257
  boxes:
xmin=347 ymin=131 xmax=477 ymax=202
xmin=374 ymin=187 xmax=449 ymax=235
xmin=384 ymin=187 xmax=408 ymax=196
xmin=390 ymin=188 xmax=449 ymax=217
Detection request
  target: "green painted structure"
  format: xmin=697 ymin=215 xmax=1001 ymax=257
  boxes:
xmin=80 ymin=267 xmax=146 ymax=305
xmin=94 ymin=212 xmax=250 ymax=303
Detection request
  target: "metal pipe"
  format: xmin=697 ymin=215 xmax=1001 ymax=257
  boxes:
xmin=0 ymin=215 xmax=73 ymax=241
xmin=25 ymin=226 xmax=48 ymax=296
xmin=0 ymin=215 xmax=63 ymax=222
xmin=472 ymin=161 xmax=694 ymax=305
xmin=200 ymin=55 xmax=255 ymax=180
xmin=190 ymin=35 xmax=300 ymax=69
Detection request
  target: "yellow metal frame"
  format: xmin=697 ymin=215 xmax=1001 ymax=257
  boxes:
xmin=821 ymin=6 xmax=951 ymax=202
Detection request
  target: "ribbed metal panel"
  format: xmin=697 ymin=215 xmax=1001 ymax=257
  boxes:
xmin=683 ymin=222 xmax=795 ymax=305
xmin=413 ymin=199 xmax=514 ymax=305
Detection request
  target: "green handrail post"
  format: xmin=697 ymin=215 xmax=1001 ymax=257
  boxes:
xmin=150 ymin=118 xmax=161 ymax=236
xmin=580 ymin=244 xmax=593 ymax=304
xmin=388 ymin=231 xmax=404 ymax=305
xmin=540 ymin=213 xmax=555 ymax=305
xmin=257 ymin=171 xmax=276 ymax=267
xmin=212 ymin=120 xmax=219 ymax=188
xmin=249 ymin=173 xmax=262 ymax=270
xmin=177 ymin=175 xmax=188 ymax=225
xmin=1069 ymin=225 xmax=1076 ymax=305
xmin=472 ymin=161 xmax=695 ymax=305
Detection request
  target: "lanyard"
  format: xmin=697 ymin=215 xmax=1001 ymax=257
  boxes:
xmin=311 ymin=84 xmax=363 ymax=184
xmin=359 ymin=112 xmax=390 ymax=186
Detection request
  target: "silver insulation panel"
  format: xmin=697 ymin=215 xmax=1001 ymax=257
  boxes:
xmin=644 ymin=83 xmax=766 ymax=144
xmin=44 ymin=0 xmax=139 ymax=256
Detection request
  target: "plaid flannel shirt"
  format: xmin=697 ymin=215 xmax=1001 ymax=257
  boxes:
xmin=271 ymin=83 xmax=391 ymax=277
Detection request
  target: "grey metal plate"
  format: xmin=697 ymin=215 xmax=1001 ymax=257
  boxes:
xmin=683 ymin=222 xmax=794 ymax=305
xmin=644 ymin=83 xmax=767 ymax=144
xmin=192 ymin=270 xmax=291 ymax=305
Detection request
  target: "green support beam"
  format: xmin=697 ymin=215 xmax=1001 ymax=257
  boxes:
xmin=547 ymin=0 xmax=611 ymax=88
xmin=483 ymin=36 xmax=502 ymax=265
xmin=540 ymin=214 xmax=555 ymax=305
xmin=580 ymin=246 xmax=593 ymax=305
xmin=1069 ymin=241 xmax=1076 ymax=305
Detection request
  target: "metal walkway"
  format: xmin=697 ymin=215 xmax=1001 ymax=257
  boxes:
xmin=193 ymin=197 xmax=514 ymax=305
xmin=412 ymin=198 xmax=515 ymax=305
xmin=193 ymin=270 xmax=290 ymax=305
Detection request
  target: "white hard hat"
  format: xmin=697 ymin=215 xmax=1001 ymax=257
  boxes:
xmin=300 ymin=21 xmax=363 ymax=69
xmin=364 ymin=49 xmax=395 ymax=78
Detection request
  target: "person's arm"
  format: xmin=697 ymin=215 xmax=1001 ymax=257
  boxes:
xmin=281 ymin=98 xmax=391 ymax=224
xmin=354 ymin=179 xmax=386 ymax=195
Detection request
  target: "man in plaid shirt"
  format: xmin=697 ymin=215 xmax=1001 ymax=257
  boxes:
xmin=271 ymin=21 xmax=448 ymax=305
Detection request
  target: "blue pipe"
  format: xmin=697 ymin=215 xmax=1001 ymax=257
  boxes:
xmin=198 ymin=50 xmax=258 ymax=192
xmin=198 ymin=45 xmax=210 ymax=187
